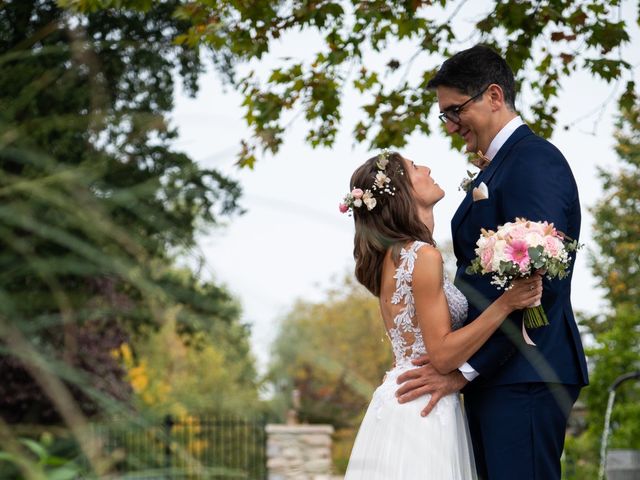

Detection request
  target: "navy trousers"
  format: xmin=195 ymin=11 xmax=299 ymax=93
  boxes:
xmin=463 ymin=383 xmax=581 ymax=480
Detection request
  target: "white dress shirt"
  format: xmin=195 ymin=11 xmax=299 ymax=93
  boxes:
xmin=458 ymin=115 xmax=525 ymax=382
xmin=484 ymin=116 xmax=524 ymax=160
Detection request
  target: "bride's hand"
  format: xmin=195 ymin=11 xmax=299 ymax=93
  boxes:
xmin=500 ymin=274 xmax=543 ymax=312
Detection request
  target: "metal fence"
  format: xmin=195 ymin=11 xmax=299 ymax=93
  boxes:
xmin=96 ymin=415 xmax=267 ymax=479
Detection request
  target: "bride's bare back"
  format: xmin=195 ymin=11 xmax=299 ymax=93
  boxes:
xmin=377 ymin=241 xmax=468 ymax=367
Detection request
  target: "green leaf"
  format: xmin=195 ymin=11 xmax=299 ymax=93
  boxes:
xmin=619 ymin=81 xmax=637 ymax=112
xmin=584 ymin=58 xmax=631 ymax=83
xmin=0 ymin=452 xmax=18 ymax=462
xmin=587 ymin=21 xmax=630 ymax=53
xmin=47 ymin=466 xmax=83 ymax=480
xmin=20 ymin=438 xmax=48 ymax=461
xmin=528 ymin=246 xmax=543 ymax=262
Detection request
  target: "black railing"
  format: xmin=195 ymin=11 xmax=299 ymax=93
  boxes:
xmin=96 ymin=415 xmax=267 ymax=479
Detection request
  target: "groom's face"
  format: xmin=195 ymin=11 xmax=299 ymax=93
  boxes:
xmin=435 ymin=85 xmax=493 ymax=155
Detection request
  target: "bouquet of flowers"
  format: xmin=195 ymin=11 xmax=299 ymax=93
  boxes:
xmin=466 ymin=218 xmax=580 ymax=328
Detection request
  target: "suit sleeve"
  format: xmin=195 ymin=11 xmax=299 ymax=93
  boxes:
xmin=466 ymin=139 xmax=580 ymax=379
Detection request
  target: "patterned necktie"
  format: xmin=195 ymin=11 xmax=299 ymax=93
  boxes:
xmin=470 ymin=150 xmax=491 ymax=170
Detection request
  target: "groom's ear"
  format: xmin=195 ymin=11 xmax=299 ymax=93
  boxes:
xmin=487 ymin=84 xmax=507 ymax=111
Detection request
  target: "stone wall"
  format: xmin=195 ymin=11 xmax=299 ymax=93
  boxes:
xmin=266 ymin=424 xmax=335 ymax=480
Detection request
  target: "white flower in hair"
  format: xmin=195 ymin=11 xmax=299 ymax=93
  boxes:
xmin=376 ymin=149 xmax=390 ymax=169
xmin=374 ymin=171 xmax=391 ymax=189
xmin=363 ymin=190 xmax=377 ymax=210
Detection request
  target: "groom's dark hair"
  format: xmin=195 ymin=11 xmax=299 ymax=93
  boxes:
xmin=427 ymin=44 xmax=517 ymax=111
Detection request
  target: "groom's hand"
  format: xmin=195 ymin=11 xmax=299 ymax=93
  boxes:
xmin=395 ymin=354 xmax=468 ymax=417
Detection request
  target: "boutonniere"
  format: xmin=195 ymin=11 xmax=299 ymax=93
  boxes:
xmin=459 ymin=170 xmax=478 ymax=192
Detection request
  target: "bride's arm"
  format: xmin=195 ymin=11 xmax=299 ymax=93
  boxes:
xmin=412 ymin=246 xmax=541 ymax=375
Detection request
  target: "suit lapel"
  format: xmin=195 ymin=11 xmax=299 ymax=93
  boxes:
xmin=451 ymin=125 xmax=533 ymax=238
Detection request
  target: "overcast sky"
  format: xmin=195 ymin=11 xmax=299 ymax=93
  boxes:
xmin=170 ymin=2 xmax=639 ymax=369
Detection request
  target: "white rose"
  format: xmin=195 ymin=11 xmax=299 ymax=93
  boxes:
xmin=525 ymin=232 xmax=544 ymax=247
xmin=477 ymin=236 xmax=489 ymax=249
xmin=491 ymin=239 xmax=507 ymax=271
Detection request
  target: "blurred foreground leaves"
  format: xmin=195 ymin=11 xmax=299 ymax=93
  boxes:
xmin=0 ymin=1 xmax=259 ymax=477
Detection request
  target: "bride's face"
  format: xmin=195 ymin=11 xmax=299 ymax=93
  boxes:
xmin=402 ymin=157 xmax=445 ymax=207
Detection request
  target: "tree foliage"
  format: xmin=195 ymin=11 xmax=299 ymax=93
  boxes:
xmin=69 ymin=0 xmax=639 ymax=167
xmin=585 ymin=99 xmax=640 ymax=449
xmin=564 ymin=100 xmax=640 ymax=479
xmin=267 ymin=276 xmax=392 ymax=427
xmin=590 ymin=104 xmax=640 ymax=309
xmin=0 ymin=0 xmax=252 ymax=434
xmin=116 ymin=307 xmax=259 ymax=418
xmin=267 ymin=275 xmax=393 ymax=472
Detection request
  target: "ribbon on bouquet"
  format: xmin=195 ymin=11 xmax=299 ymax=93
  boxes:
xmin=522 ymin=322 xmax=536 ymax=346
xmin=521 ymin=298 xmax=541 ymax=346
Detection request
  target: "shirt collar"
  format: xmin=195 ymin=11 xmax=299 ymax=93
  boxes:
xmin=484 ymin=115 xmax=524 ymax=160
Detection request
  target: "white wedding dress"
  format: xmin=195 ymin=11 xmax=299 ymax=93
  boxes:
xmin=344 ymin=241 xmax=477 ymax=479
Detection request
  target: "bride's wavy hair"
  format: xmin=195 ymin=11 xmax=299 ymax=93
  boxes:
xmin=351 ymin=152 xmax=435 ymax=297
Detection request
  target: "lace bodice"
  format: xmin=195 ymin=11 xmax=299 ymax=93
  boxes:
xmin=387 ymin=241 xmax=468 ymax=366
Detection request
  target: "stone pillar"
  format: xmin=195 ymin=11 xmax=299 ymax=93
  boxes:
xmin=266 ymin=424 xmax=335 ymax=480
xmin=606 ymin=449 xmax=640 ymax=480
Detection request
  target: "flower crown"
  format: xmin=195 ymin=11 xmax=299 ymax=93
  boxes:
xmin=339 ymin=150 xmax=399 ymax=214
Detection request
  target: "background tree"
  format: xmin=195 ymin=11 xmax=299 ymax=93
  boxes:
xmin=115 ymin=272 xmax=260 ymax=418
xmin=563 ymin=99 xmax=640 ymax=479
xmin=267 ymin=275 xmax=393 ymax=471
xmin=0 ymin=1 xmax=258 ymax=476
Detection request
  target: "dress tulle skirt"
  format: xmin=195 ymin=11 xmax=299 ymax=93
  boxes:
xmin=344 ymin=363 xmax=477 ymax=480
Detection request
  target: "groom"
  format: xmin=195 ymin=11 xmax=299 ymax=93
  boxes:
xmin=396 ymin=45 xmax=589 ymax=479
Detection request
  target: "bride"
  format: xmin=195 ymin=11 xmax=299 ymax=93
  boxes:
xmin=340 ymin=151 xmax=542 ymax=479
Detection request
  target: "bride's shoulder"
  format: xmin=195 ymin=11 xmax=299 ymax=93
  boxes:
xmin=413 ymin=242 xmax=442 ymax=267
xmin=412 ymin=244 xmax=444 ymax=290
xmin=412 ymin=240 xmax=438 ymax=253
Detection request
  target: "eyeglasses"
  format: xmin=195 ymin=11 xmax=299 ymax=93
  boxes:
xmin=438 ymin=85 xmax=490 ymax=124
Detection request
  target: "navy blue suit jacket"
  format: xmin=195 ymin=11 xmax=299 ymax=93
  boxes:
xmin=452 ymin=125 xmax=589 ymax=389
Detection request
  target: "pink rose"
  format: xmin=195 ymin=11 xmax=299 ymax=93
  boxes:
xmin=529 ymin=221 xmax=547 ymax=235
xmin=509 ymin=225 xmax=528 ymax=241
xmin=481 ymin=247 xmax=494 ymax=271
xmin=544 ymin=236 xmax=563 ymax=258
xmin=351 ymin=188 xmax=364 ymax=199
xmin=339 ymin=203 xmax=349 ymax=213
xmin=480 ymin=236 xmax=497 ymax=271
